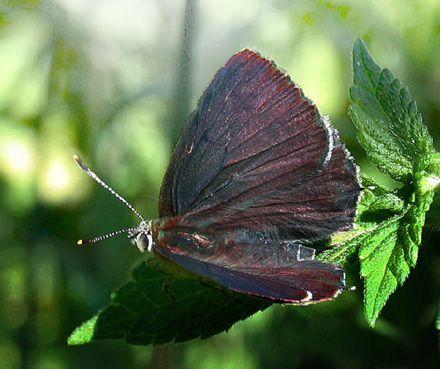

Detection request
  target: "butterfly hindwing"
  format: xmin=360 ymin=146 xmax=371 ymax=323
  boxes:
xmin=152 ymin=227 xmax=345 ymax=303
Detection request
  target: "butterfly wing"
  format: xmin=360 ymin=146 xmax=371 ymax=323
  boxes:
xmin=152 ymin=226 xmax=345 ymax=303
xmin=159 ymin=49 xmax=360 ymax=240
xmin=153 ymin=49 xmax=358 ymax=302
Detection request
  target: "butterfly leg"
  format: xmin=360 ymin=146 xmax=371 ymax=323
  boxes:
xmin=162 ymin=278 xmax=176 ymax=305
xmin=198 ymin=279 xmax=240 ymax=304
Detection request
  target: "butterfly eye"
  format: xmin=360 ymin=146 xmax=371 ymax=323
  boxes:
xmin=129 ymin=231 xmax=154 ymax=253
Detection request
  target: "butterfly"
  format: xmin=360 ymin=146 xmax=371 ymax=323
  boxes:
xmin=75 ymin=48 xmax=360 ymax=304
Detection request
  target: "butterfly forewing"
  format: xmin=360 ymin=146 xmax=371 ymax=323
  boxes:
xmin=159 ymin=49 xmax=359 ymax=240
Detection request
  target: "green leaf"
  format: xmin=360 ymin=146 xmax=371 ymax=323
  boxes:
xmin=68 ymin=262 xmax=271 ymax=346
xmin=348 ymin=39 xmax=439 ymax=325
xmin=436 ymin=300 xmax=440 ymax=330
xmin=358 ymin=214 xmax=405 ymax=323
xmin=359 ymin=190 xmax=434 ymax=325
xmin=349 ymin=38 xmax=438 ymax=182
xmin=328 ymin=183 xmax=433 ymax=326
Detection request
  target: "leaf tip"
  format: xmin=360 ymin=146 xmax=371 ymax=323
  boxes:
xmin=67 ymin=316 xmax=98 ymax=345
xmin=353 ymin=37 xmax=365 ymax=50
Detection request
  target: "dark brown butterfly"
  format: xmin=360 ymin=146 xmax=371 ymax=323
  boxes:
xmin=75 ymin=49 xmax=360 ymax=304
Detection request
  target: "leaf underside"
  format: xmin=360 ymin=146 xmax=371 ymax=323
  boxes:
xmin=68 ymin=262 xmax=271 ymax=346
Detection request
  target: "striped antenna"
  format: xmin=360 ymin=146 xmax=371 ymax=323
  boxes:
xmin=73 ymin=154 xmax=145 ymax=245
xmin=77 ymin=227 xmax=137 ymax=245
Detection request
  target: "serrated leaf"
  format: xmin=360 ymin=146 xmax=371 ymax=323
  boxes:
xmin=349 ymin=38 xmax=438 ymax=182
xmin=327 ymin=175 xmax=434 ymax=325
xmin=403 ymin=190 xmax=435 ymax=266
xmin=358 ymin=213 xmax=408 ymax=325
xmin=347 ymin=39 xmax=440 ymax=325
xmin=355 ymin=190 xmax=434 ymax=325
xmin=68 ymin=262 xmax=271 ymax=346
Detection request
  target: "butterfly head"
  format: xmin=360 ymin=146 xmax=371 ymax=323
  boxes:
xmin=128 ymin=220 xmax=154 ymax=253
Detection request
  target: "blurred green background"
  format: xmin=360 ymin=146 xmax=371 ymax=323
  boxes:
xmin=1 ymin=0 xmax=440 ymax=368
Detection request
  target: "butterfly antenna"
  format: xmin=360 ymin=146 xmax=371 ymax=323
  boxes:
xmin=73 ymin=155 xmax=147 ymax=245
xmin=73 ymin=154 xmax=145 ymax=222
xmin=77 ymin=227 xmax=137 ymax=245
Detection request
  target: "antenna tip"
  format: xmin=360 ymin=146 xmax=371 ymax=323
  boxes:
xmin=73 ymin=154 xmax=83 ymax=165
xmin=73 ymin=155 xmax=89 ymax=172
xmin=77 ymin=239 xmax=84 ymax=246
